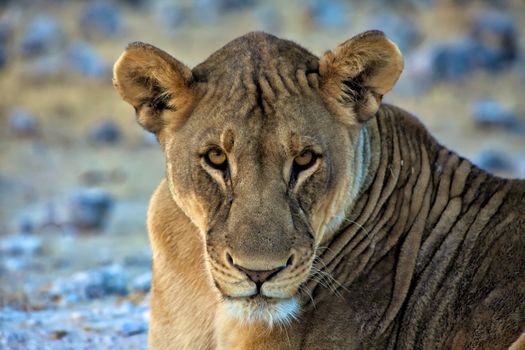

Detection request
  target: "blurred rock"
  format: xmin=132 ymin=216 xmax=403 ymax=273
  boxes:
xmin=408 ymin=0 xmax=435 ymax=9
xmin=131 ymin=272 xmax=152 ymax=293
xmin=69 ymin=189 xmax=114 ymax=230
xmin=100 ymin=264 xmax=129 ymax=296
xmin=471 ymin=99 xmax=519 ymax=129
xmin=20 ymin=16 xmax=65 ymax=58
xmin=80 ymin=2 xmax=122 ymax=38
xmin=66 ymin=42 xmax=109 ymax=78
xmin=2 ymin=331 xmax=29 ymax=348
xmin=428 ymin=12 xmax=519 ymax=82
xmin=18 ymin=217 xmax=34 ymax=234
xmin=53 ymin=257 xmax=72 ymax=269
xmin=307 ymin=0 xmax=349 ymax=30
xmin=470 ymin=11 xmax=518 ymax=71
xmin=112 ymin=300 xmax=135 ymax=316
xmin=116 ymin=320 xmax=147 ymax=336
xmin=80 ymin=168 xmax=127 ymax=186
xmin=51 ymin=273 xmax=93 ymax=302
xmin=474 ymin=149 xmax=515 ymax=173
xmin=88 ymin=120 xmax=122 ymax=144
xmin=0 ymin=16 xmax=14 ymax=44
xmin=119 ymin=0 xmax=146 ymax=7
xmin=8 ymin=110 xmax=39 ymax=136
xmin=0 ymin=234 xmax=43 ymax=256
xmin=368 ymin=14 xmax=421 ymax=54
xmin=108 ymin=168 xmax=127 ymax=184
xmin=0 ymin=21 xmax=12 ymax=69
xmin=365 ymin=0 xmax=435 ymax=8
xmin=51 ymin=264 xmax=129 ymax=302
xmin=48 ymin=329 xmax=68 ymax=340
xmin=0 ymin=43 xmax=6 ymax=69
xmin=124 ymin=253 xmax=152 ymax=268
xmin=80 ymin=169 xmax=105 ymax=186
xmin=429 ymin=40 xmax=478 ymax=81
xmin=219 ymin=0 xmax=257 ymax=10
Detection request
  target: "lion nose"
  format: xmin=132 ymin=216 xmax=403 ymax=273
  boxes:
xmin=234 ymin=264 xmax=285 ymax=284
xmin=226 ymin=253 xmax=294 ymax=287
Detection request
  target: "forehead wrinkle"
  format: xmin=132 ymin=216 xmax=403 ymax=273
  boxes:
xmin=241 ymin=68 xmax=258 ymax=107
xmin=205 ymin=71 xmax=261 ymax=123
xmin=258 ymin=74 xmax=276 ymax=103
xmin=225 ymin=71 xmax=245 ymax=100
xmin=221 ymin=129 xmax=235 ymax=153
xmin=201 ymin=48 xmax=308 ymax=124
xmin=216 ymin=83 xmax=250 ymax=118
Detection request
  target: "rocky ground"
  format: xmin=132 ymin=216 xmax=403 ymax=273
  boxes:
xmin=1 ymin=0 xmax=525 ymax=348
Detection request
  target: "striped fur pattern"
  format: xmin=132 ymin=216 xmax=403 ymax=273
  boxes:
xmin=113 ymin=32 xmax=525 ymax=349
xmin=302 ymin=106 xmax=525 ymax=349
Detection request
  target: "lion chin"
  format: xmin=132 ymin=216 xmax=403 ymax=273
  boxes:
xmin=223 ymin=296 xmax=300 ymax=327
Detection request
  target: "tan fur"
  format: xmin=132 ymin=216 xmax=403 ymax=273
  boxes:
xmin=509 ymin=332 xmax=525 ymax=350
xmin=113 ymin=31 xmax=525 ymax=349
xmin=146 ymin=181 xmax=217 ymax=349
xmin=113 ymin=42 xmax=195 ymax=142
xmin=319 ymin=30 xmax=404 ymax=123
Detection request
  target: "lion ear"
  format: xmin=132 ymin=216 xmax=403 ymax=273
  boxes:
xmin=113 ymin=42 xmax=193 ymax=134
xmin=319 ymin=30 xmax=404 ymax=124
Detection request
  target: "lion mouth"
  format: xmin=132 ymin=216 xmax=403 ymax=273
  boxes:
xmin=222 ymin=295 xmax=300 ymax=326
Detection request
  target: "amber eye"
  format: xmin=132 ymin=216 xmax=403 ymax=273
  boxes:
xmin=293 ymin=150 xmax=317 ymax=171
xmin=205 ymin=148 xmax=227 ymax=170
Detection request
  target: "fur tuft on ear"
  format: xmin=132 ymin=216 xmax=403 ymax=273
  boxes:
xmin=113 ymin=42 xmax=194 ymax=134
xmin=319 ymin=30 xmax=404 ymax=124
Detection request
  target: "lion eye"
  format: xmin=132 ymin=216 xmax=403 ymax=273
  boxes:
xmin=205 ymin=148 xmax=227 ymax=170
xmin=293 ymin=150 xmax=317 ymax=171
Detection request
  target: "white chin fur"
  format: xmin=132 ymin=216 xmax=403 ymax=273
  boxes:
xmin=223 ymin=297 xmax=300 ymax=327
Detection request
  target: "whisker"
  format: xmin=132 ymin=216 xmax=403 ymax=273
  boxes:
xmin=299 ymin=284 xmax=316 ymax=309
xmin=309 ymin=256 xmax=351 ymax=299
xmin=310 ymin=266 xmax=344 ymax=299
xmin=342 ymin=217 xmax=373 ymax=244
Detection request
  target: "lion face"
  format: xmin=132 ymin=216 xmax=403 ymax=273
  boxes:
xmin=164 ymin=93 xmax=354 ymax=324
xmin=113 ymin=31 xmax=403 ymax=325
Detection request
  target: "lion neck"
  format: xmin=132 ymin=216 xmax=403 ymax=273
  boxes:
xmin=304 ymin=104 xmax=444 ymax=333
xmin=214 ymin=310 xmax=303 ymax=350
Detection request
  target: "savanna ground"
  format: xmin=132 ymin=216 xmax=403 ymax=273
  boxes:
xmin=1 ymin=0 xmax=524 ymax=348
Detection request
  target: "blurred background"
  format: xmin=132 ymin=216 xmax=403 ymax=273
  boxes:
xmin=0 ymin=0 xmax=524 ymax=348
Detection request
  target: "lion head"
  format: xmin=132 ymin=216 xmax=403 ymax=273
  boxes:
xmin=113 ymin=31 xmax=403 ymax=326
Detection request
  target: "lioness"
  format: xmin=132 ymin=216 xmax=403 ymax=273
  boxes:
xmin=113 ymin=31 xmax=525 ymax=349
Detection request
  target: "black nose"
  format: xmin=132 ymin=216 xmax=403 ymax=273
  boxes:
xmin=234 ymin=264 xmax=285 ymax=284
